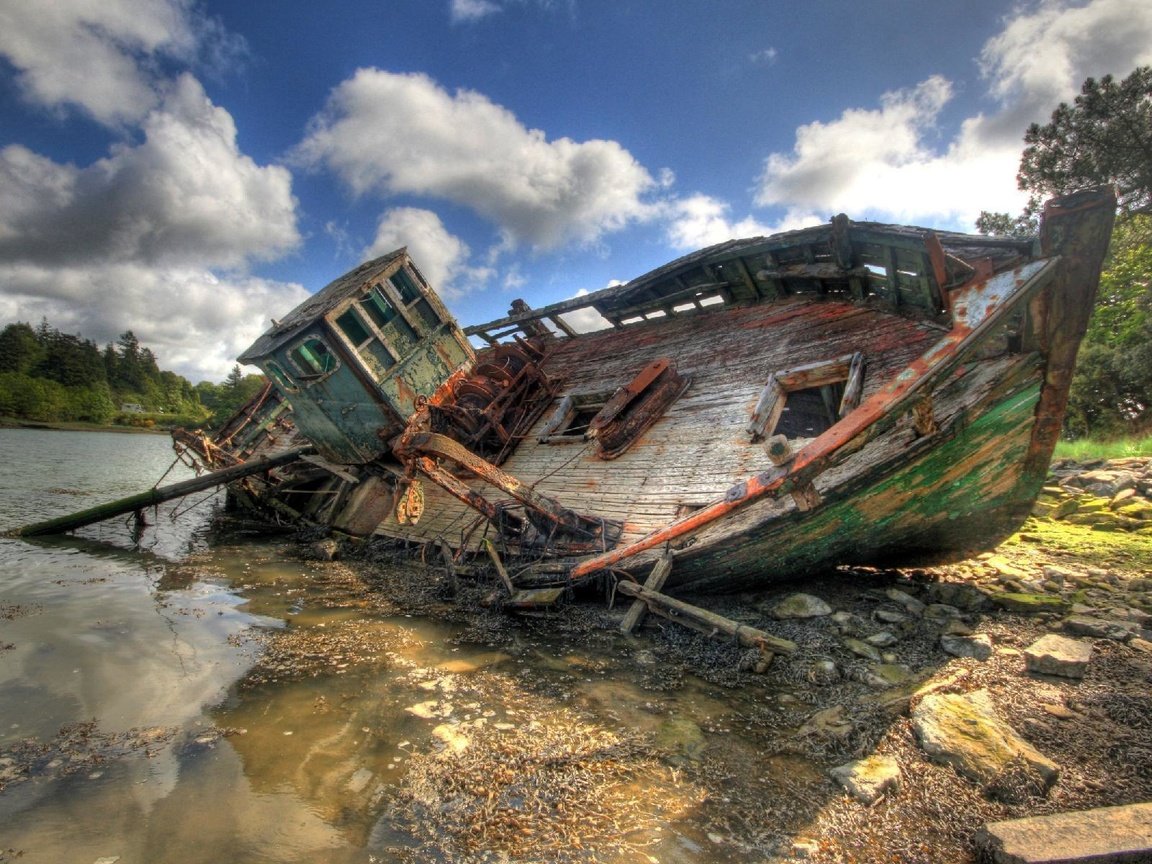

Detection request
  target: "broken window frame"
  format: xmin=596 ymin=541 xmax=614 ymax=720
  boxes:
xmin=747 ymin=352 xmax=865 ymax=441
xmin=288 ymin=335 xmax=339 ymax=382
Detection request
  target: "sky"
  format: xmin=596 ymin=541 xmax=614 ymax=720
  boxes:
xmin=1 ymin=0 xmax=1150 ymax=384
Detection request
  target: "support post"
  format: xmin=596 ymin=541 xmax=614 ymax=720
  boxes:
xmin=619 ymin=546 xmax=673 ymax=634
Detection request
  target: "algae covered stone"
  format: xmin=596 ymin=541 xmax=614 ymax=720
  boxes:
xmin=829 ymin=754 xmax=902 ymax=804
xmin=772 ymin=593 xmax=832 ymax=619
xmin=911 ymin=689 xmax=1059 ymax=794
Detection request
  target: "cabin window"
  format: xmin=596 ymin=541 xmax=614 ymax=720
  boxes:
xmin=336 ymin=309 xmax=372 ymax=347
xmin=538 ymin=393 xmax=609 ymax=443
xmin=748 ymin=352 xmax=864 ymax=441
xmin=363 ymin=286 xmax=399 ymax=328
xmin=265 ymin=360 xmax=297 ymax=392
xmin=289 ymin=336 xmax=338 ymax=379
xmin=390 ymin=267 xmax=422 ymax=304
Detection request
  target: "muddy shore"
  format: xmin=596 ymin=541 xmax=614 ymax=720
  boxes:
xmin=4 ymin=458 xmax=1150 ymax=863
xmin=297 ymin=456 xmax=1151 ymax=862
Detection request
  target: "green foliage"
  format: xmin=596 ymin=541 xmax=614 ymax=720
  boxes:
xmin=0 ymin=319 xmax=211 ymax=427
xmin=1065 ymin=214 xmax=1152 ymax=438
xmin=195 ymin=365 xmax=266 ymax=428
xmin=1053 ymin=433 xmax=1152 ymax=461
xmin=1019 ymin=67 xmax=1152 ymax=218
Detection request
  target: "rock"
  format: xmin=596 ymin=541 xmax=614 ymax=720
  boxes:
xmin=1129 ymin=637 xmax=1152 ymax=654
xmin=976 ymin=802 xmax=1152 ymax=864
xmin=843 ymin=637 xmax=883 ymax=662
xmin=989 ymin=592 xmax=1070 ymax=614
xmin=924 ymin=603 xmax=962 ymax=622
xmin=911 ymin=689 xmax=1059 ymax=794
xmin=866 ymin=664 xmax=913 ymax=688
xmin=1062 ymin=615 xmax=1136 ymax=641
xmin=942 ymin=618 xmax=975 ymax=636
xmin=985 ymin=555 xmax=1033 ymax=582
xmin=830 ymin=610 xmax=868 ymax=636
xmin=772 ymin=593 xmax=832 ymax=619
xmin=886 ymin=588 xmax=925 ymax=615
xmin=798 ymin=705 xmax=853 ymax=740
xmin=926 ymin=582 xmax=990 ymax=611
xmin=829 ymin=754 xmax=902 ymax=805
xmin=805 ymin=659 xmax=840 ymax=685
xmin=865 ymin=631 xmax=899 ymax=648
xmin=1024 ymin=634 xmax=1093 ymax=679
xmin=940 ymin=633 xmax=993 ymax=660
xmin=874 ymin=608 xmax=908 ymax=624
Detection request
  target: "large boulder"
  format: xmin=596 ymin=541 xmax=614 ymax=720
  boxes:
xmin=911 ymin=689 xmax=1058 ymax=796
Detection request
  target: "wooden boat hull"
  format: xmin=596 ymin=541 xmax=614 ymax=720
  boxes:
xmin=185 ymin=189 xmax=1116 ymax=595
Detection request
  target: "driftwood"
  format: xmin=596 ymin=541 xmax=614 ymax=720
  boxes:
xmin=11 ymin=447 xmax=313 ymax=537
xmin=615 ymin=580 xmax=796 ymax=654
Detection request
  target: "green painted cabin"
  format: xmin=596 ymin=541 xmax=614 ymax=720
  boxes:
xmin=238 ymin=249 xmax=473 ymax=465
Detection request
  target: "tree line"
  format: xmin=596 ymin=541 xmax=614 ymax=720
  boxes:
xmin=979 ymin=66 xmax=1152 ymax=440
xmin=0 ymin=320 xmax=264 ymax=428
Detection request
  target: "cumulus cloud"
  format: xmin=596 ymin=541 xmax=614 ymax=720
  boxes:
xmin=664 ymin=194 xmax=818 ymax=250
xmin=755 ymin=0 xmax=1152 ymax=228
xmin=0 ymin=75 xmax=299 ymax=270
xmin=364 ymin=207 xmax=493 ymax=300
xmin=0 ymin=70 xmax=302 ymax=381
xmin=295 ymin=69 xmax=658 ymax=250
xmin=0 ymin=261 xmax=309 ymax=383
xmin=0 ymin=0 xmax=242 ymax=126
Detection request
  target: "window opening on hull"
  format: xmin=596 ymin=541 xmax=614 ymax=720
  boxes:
xmin=747 ymin=352 xmax=864 ymax=442
xmin=774 ymin=381 xmax=845 ymax=438
xmin=289 ymin=336 xmax=338 ymax=380
xmin=265 ymin=360 xmax=297 ymax=392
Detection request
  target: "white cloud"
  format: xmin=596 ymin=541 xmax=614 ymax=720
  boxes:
xmin=0 ymin=261 xmax=308 ymax=383
xmin=295 ymin=68 xmax=659 ymax=250
xmin=0 ymin=0 xmax=242 ymax=126
xmin=450 ymin=0 xmax=502 ymax=23
xmin=555 ymin=288 xmax=613 ymax=334
xmin=0 ymin=75 xmax=300 ymax=269
xmin=754 ymin=0 xmax=1152 ymax=228
xmin=0 ymin=73 xmax=302 ymax=382
xmin=664 ymin=194 xmax=818 ymax=250
xmin=749 ymin=47 xmax=778 ymax=66
xmin=364 ymin=207 xmax=493 ymax=300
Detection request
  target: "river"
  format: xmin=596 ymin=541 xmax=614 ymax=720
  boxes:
xmin=2 ymin=428 xmax=799 ymax=864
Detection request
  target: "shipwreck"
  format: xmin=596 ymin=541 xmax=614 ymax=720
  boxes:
xmin=18 ymin=189 xmax=1116 ymax=632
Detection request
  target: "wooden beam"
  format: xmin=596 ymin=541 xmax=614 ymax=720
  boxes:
xmin=483 ymin=538 xmax=517 ymax=594
xmin=12 ymin=447 xmax=314 ymax=537
xmin=615 ymin=580 xmax=797 ymax=654
xmin=619 ymin=547 xmax=673 ymax=634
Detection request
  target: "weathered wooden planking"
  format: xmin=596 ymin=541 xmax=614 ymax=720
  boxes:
xmin=372 ymin=296 xmax=939 ymax=551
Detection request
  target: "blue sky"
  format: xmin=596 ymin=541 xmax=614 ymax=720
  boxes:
xmin=1 ymin=0 xmax=1150 ymax=383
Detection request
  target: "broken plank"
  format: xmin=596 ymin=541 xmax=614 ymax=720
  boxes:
xmin=483 ymin=538 xmax=517 ymax=594
xmin=619 ymin=547 xmax=673 ymax=634
xmin=615 ymin=580 xmax=796 ymax=654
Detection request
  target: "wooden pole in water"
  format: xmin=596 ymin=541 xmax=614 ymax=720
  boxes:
xmin=10 ymin=446 xmax=314 ymax=538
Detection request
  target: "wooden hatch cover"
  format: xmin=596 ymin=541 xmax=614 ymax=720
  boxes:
xmin=587 ymin=358 xmax=689 ymax=459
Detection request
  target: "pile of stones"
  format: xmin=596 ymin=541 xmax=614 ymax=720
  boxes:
xmin=1035 ymin=457 xmax=1152 ymax=534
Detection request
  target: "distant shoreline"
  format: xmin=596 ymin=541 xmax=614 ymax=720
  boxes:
xmin=0 ymin=417 xmax=172 ymax=435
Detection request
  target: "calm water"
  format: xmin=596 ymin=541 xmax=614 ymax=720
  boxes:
xmin=0 ymin=429 xmax=803 ymax=864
